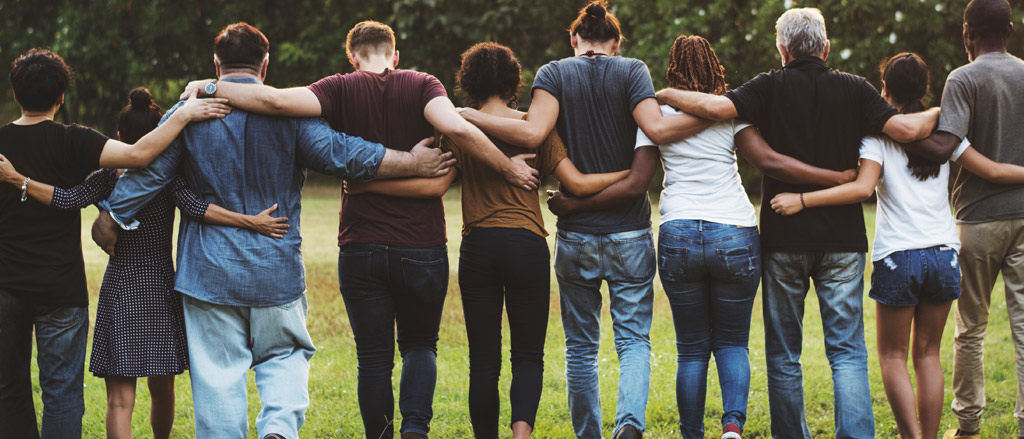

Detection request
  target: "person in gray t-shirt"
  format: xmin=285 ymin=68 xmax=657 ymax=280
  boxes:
xmin=906 ymin=1 xmax=1024 ymax=438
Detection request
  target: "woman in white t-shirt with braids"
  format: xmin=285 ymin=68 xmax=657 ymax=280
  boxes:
xmin=771 ymin=52 xmax=1024 ymax=439
xmin=639 ymin=35 xmax=857 ymax=439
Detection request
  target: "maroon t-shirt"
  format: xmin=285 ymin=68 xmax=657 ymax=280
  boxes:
xmin=308 ymin=69 xmax=449 ymax=247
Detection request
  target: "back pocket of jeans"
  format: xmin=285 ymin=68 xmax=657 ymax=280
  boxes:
xmin=401 ymin=256 xmax=449 ymax=300
xmin=611 ymin=232 xmax=656 ymax=282
xmin=338 ymin=251 xmax=373 ymax=292
xmin=658 ymin=246 xmax=688 ymax=282
xmin=717 ymin=244 xmax=757 ymax=281
xmin=937 ymin=248 xmax=961 ymax=288
xmin=554 ymin=232 xmax=586 ymax=281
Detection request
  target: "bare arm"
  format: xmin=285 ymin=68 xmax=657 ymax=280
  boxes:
xmin=458 ymin=89 xmax=560 ymax=149
xmin=170 ymin=177 xmax=288 ymax=238
xmin=547 ymin=146 xmax=660 ymax=216
xmin=955 ymin=146 xmax=1024 ymax=185
xmin=551 ymin=158 xmax=629 ymax=198
xmin=655 ymin=88 xmax=738 ymax=121
xmin=424 ymin=97 xmax=539 ymax=190
xmin=882 ymin=107 xmax=940 ymax=144
xmin=374 ymin=138 xmax=456 ymax=179
xmin=345 ymin=170 xmax=458 ymax=199
xmin=901 ymin=131 xmax=960 ymax=163
xmin=632 ymin=98 xmax=714 ymax=145
xmin=98 ymin=91 xmax=230 ymax=168
xmin=769 ymin=159 xmax=882 ymax=216
xmin=183 ymin=79 xmax=322 ymax=117
xmin=735 ymin=127 xmax=856 ymax=187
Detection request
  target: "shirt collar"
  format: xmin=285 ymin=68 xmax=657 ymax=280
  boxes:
xmin=219 ymin=76 xmax=263 ymax=85
xmin=784 ymin=56 xmax=828 ymax=70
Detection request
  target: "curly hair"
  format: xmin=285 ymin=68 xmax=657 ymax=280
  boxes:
xmin=455 ymin=42 xmax=521 ymax=109
xmin=666 ymin=35 xmax=727 ymax=95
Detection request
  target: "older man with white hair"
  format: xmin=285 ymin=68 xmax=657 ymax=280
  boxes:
xmin=657 ymin=7 xmax=939 ymax=439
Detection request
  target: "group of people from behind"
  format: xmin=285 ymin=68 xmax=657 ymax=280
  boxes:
xmin=1 ymin=1 xmax=1023 ymax=439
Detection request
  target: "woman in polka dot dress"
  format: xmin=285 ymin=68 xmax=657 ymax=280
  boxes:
xmin=0 ymin=88 xmax=289 ymax=439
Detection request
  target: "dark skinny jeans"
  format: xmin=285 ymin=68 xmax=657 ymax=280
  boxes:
xmin=459 ymin=228 xmax=550 ymax=438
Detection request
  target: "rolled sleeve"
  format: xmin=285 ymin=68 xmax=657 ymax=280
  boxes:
xmin=296 ymin=118 xmax=387 ymax=180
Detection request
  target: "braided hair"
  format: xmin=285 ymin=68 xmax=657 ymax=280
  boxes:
xmin=666 ymin=35 xmax=727 ymax=95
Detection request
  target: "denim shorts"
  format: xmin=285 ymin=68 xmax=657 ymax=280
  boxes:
xmin=869 ymin=245 xmax=961 ymax=306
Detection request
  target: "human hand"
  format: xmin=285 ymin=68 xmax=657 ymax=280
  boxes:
xmin=770 ymin=193 xmax=804 ymax=216
xmin=503 ymin=154 xmax=540 ymax=191
xmin=342 ymin=180 xmax=368 ymax=195
xmin=409 ymin=137 xmax=456 ymax=177
xmin=248 ymin=204 xmax=289 ymax=239
xmin=179 ymin=79 xmax=215 ymax=100
xmin=91 ymin=211 xmax=120 ymax=257
xmin=172 ymin=89 xmax=231 ymax=123
xmin=840 ymin=169 xmax=858 ymax=184
xmin=546 ymin=190 xmax=578 ymax=216
xmin=0 ymin=153 xmax=26 ymax=185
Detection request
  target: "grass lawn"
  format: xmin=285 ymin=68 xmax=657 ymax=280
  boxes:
xmin=29 ymin=182 xmax=1021 ymax=438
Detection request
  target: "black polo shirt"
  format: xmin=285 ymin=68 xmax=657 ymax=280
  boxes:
xmin=726 ymin=56 xmax=897 ymax=253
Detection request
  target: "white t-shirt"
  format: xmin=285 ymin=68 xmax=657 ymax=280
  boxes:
xmin=636 ymin=105 xmax=757 ymax=227
xmin=860 ymin=136 xmax=965 ymax=261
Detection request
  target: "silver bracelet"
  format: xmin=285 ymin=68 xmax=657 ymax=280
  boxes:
xmin=20 ymin=177 xmax=30 ymax=202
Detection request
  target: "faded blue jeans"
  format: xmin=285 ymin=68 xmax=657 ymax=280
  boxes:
xmin=762 ymin=251 xmax=873 ymax=439
xmin=658 ymin=220 xmax=760 ymax=438
xmin=554 ymin=228 xmax=655 ymax=439
xmin=182 ymin=293 xmax=315 ymax=439
xmin=0 ymin=289 xmax=88 ymax=439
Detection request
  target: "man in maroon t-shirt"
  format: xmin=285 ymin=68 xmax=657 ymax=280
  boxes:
xmin=185 ymin=21 xmax=537 ymax=439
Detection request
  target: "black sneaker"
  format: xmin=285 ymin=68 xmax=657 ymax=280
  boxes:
xmin=614 ymin=424 xmax=642 ymax=439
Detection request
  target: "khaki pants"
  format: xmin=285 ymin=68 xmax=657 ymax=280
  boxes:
xmin=953 ymin=218 xmax=1024 ymax=432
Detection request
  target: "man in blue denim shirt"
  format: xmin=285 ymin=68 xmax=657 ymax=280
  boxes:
xmin=95 ymin=23 xmax=452 ymax=439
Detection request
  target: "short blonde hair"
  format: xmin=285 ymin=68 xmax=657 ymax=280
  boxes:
xmin=775 ymin=8 xmax=828 ymax=58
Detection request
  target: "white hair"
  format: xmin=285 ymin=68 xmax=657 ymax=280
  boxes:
xmin=775 ymin=8 xmax=828 ymax=58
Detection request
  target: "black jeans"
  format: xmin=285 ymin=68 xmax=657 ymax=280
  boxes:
xmin=459 ymin=228 xmax=550 ymax=438
xmin=338 ymin=244 xmax=449 ymax=438
xmin=0 ymin=290 xmax=89 ymax=439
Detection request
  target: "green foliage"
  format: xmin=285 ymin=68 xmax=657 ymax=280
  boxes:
xmin=1 ymin=0 xmax=1022 ymax=189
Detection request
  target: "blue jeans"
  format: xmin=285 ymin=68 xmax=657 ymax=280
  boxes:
xmin=554 ymin=228 xmax=655 ymax=439
xmin=338 ymin=244 xmax=449 ymax=438
xmin=657 ymin=220 xmax=760 ymax=438
xmin=762 ymin=252 xmax=873 ymax=439
xmin=181 ymin=293 xmax=315 ymax=439
xmin=0 ymin=289 xmax=88 ymax=439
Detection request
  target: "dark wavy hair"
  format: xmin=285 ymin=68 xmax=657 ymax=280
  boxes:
xmin=666 ymin=35 xmax=727 ymax=95
xmin=568 ymin=1 xmax=624 ymax=43
xmin=116 ymin=87 xmax=162 ymax=144
xmin=10 ymin=49 xmax=72 ymax=112
xmin=456 ymin=42 xmax=521 ymax=110
xmin=880 ymin=53 xmax=937 ymax=181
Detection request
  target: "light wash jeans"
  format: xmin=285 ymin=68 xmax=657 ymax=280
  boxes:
xmin=554 ymin=228 xmax=655 ymax=439
xmin=762 ymin=252 xmax=873 ymax=439
xmin=182 ymin=293 xmax=316 ymax=439
xmin=0 ymin=290 xmax=88 ymax=439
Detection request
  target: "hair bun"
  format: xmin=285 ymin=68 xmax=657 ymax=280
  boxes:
xmin=585 ymin=2 xmax=606 ymax=19
xmin=128 ymin=87 xmax=154 ymax=110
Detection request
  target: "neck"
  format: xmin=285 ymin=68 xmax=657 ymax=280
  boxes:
xmin=14 ymin=108 xmax=58 ymax=125
xmin=575 ymin=39 xmax=615 ymax=57
xmin=479 ymin=96 xmax=518 ymax=116
xmin=357 ymin=54 xmax=394 ymax=74
xmin=973 ymin=42 xmax=1008 ymax=59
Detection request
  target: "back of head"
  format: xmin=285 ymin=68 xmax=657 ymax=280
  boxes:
xmin=569 ymin=1 xmax=623 ymax=43
xmin=346 ymin=21 xmax=396 ymax=62
xmin=666 ymin=35 xmax=727 ymax=95
xmin=214 ymin=22 xmax=269 ymax=73
xmin=9 ymin=49 xmax=72 ymax=112
xmin=776 ymin=8 xmax=828 ymax=58
xmin=456 ymin=42 xmax=522 ymax=110
xmin=880 ymin=53 xmax=936 ymax=180
xmin=964 ymin=0 xmax=1013 ymax=41
xmin=117 ymin=87 xmax=162 ymax=144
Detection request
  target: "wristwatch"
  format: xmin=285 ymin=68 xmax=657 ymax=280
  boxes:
xmin=204 ymin=80 xmax=218 ymax=97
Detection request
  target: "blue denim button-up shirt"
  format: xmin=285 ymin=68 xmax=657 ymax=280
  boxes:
xmin=103 ymin=77 xmax=386 ymax=306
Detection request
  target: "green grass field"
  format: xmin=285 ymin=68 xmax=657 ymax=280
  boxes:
xmin=29 ymin=183 xmax=1021 ymax=438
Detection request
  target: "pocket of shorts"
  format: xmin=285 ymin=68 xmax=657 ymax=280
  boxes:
xmin=658 ymin=245 xmax=688 ymax=282
xmin=872 ymin=253 xmax=910 ymax=292
xmin=717 ymin=244 xmax=757 ymax=281
xmin=401 ymin=255 xmax=449 ymax=300
xmin=937 ymin=248 xmax=962 ymax=288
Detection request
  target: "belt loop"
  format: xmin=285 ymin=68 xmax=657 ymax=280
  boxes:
xmin=698 ymin=220 xmax=703 ymax=232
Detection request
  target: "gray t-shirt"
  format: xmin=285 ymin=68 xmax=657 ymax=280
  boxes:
xmin=938 ymin=52 xmax=1024 ymax=223
xmin=532 ymin=56 xmax=656 ymax=234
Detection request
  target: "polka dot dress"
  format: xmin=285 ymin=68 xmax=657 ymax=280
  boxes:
xmin=55 ymin=170 xmax=207 ymax=378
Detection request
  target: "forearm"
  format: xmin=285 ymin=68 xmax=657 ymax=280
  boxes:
xmin=375 ymin=149 xmax=421 ymax=179
xmin=445 ymin=126 xmax=514 ymax=175
xmin=202 ymin=204 xmax=255 ymax=229
xmin=884 ymin=108 xmax=940 ymax=144
xmin=462 ymin=110 xmax=545 ymax=148
xmin=762 ymin=155 xmax=851 ymax=187
xmin=213 ymin=82 xmax=319 ymax=117
xmin=557 ymin=147 xmax=659 ymax=214
xmin=803 ymin=182 xmax=874 ymax=208
xmin=555 ymin=158 xmax=630 ymax=197
xmin=955 ymin=147 xmax=1024 ymax=184
xmin=351 ymin=174 xmax=453 ymax=198
xmin=100 ymin=112 xmax=188 ymax=168
xmin=656 ymin=89 xmax=735 ymax=121
xmin=902 ymin=132 xmax=959 ymax=162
